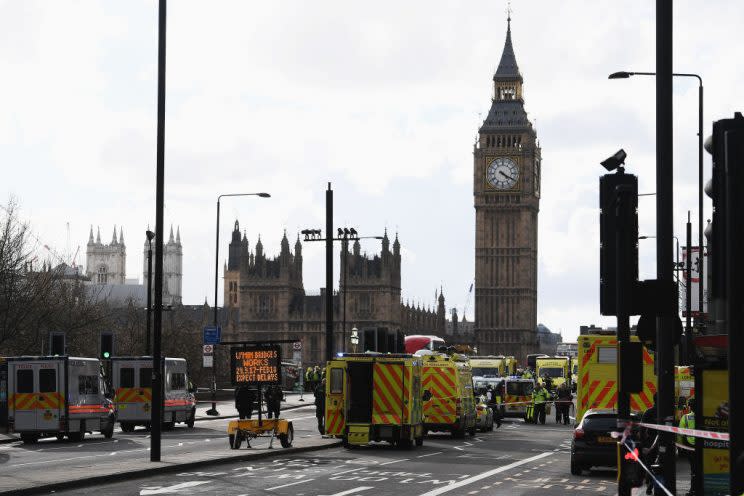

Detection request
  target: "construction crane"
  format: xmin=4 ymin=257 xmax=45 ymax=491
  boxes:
xmin=463 ymin=282 xmax=474 ymax=320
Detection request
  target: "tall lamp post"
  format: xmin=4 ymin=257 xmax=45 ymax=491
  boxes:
xmin=145 ymin=230 xmax=155 ymax=355
xmin=350 ymin=327 xmax=359 ymax=353
xmin=206 ymin=192 xmax=270 ymax=417
xmin=609 ymin=70 xmax=705 ymax=326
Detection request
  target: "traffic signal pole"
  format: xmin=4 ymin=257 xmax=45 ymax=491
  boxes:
xmin=655 ymin=1 xmax=676 ymax=491
xmin=151 ymin=0 xmax=167 ymax=463
xmin=325 ymin=183 xmax=334 ymax=361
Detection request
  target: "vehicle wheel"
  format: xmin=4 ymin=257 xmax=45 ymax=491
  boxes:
xmin=342 ymin=436 xmax=351 ymax=449
xmin=21 ymin=433 xmax=39 ymax=444
xmin=162 ymin=421 xmax=175 ymax=431
xmin=69 ymin=429 xmax=85 ymax=442
xmin=186 ymin=408 xmax=196 ymax=428
xmin=120 ymin=422 xmax=134 ymax=433
xmin=56 ymin=433 xmax=66 ymax=441
xmin=229 ymin=432 xmax=243 ymax=449
xmin=570 ymin=456 xmax=583 ymax=476
xmin=397 ymin=437 xmax=413 ymax=450
xmin=415 ymin=435 xmax=424 ymax=447
xmin=451 ymin=427 xmax=465 ymax=439
xmin=468 ymin=424 xmax=477 ymax=437
xmin=279 ymin=424 xmax=294 ymax=448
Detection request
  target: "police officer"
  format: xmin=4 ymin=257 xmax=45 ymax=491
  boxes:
xmin=305 ymin=366 xmax=314 ymax=391
xmin=265 ymin=385 xmax=283 ymax=419
xmin=532 ymin=382 xmax=550 ymax=425
xmin=678 ymin=397 xmax=696 ymax=496
xmin=235 ymin=385 xmax=256 ymax=420
xmin=314 ymin=378 xmax=326 ymax=434
xmin=555 ymin=382 xmax=572 ymax=425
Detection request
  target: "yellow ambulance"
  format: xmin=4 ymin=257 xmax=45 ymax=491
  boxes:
xmin=325 ymin=353 xmax=425 ymax=448
xmin=576 ymin=334 xmax=657 ymax=423
xmin=536 ymin=356 xmax=570 ymax=390
xmin=422 ymin=352 xmax=477 ymax=438
xmin=470 ymin=356 xmax=505 ymax=378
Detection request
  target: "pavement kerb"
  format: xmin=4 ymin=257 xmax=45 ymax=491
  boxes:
xmin=3 ymin=439 xmax=342 ymax=496
xmin=0 ymin=403 xmax=314 ymax=444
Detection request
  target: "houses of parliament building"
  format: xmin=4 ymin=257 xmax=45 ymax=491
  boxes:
xmin=220 ymin=221 xmax=450 ymax=366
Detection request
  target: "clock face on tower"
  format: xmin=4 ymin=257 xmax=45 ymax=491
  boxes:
xmin=486 ymin=157 xmax=519 ymax=190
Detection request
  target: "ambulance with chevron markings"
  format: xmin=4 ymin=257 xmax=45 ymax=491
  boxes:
xmin=422 ymin=352 xmax=477 ymax=437
xmin=5 ymin=356 xmax=115 ymax=443
xmin=325 ymin=353 xmax=425 ymax=448
xmin=110 ymin=357 xmax=196 ymax=431
xmin=576 ymin=334 xmax=656 ymax=423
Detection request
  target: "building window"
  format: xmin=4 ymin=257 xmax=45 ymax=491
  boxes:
xmin=97 ymin=265 xmax=108 ymax=284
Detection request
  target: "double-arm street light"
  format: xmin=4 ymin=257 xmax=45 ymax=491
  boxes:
xmin=205 ymin=192 xmax=270 ymax=417
xmin=301 ymin=228 xmax=383 ymax=355
xmin=609 ymin=70 xmax=705 ymax=324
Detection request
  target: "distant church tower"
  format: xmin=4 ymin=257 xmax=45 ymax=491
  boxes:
xmin=86 ymin=226 xmax=126 ymax=284
xmin=473 ymin=13 xmax=541 ymax=361
xmin=142 ymin=225 xmax=183 ymax=305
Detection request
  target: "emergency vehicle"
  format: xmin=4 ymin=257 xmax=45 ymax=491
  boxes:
xmin=5 ymin=356 xmax=115 ymax=443
xmin=422 ymin=352 xmax=477 ymax=438
xmin=570 ymin=358 xmax=579 ymax=392
xmin=470 ymin=356 xmax=505 ymax=378
xmin=325 ymin=353 xmax=425 ymax=448
xmin=404 ymin=335 xmax=445 ymax=354
xmin=576 ymin=334 xmax=657 ymax=423
xmin=502 ymin=377 xmax=535 ymax=418
xmin=674 ymin=365 xmax=695 ymax=421
xmin=536 ymin=356 xmax=570 ymax=390
xmin=110 ymin=357 xmax=195 ymax=431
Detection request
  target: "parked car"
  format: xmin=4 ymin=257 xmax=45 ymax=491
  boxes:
xmin=570 ymin=409 xmax=640 ymax=475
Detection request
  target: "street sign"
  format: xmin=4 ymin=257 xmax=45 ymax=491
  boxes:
xmin=203 ymin=345 xmax=214 ymax=354
xmin=292 ymin=341 xmax=302 ymax=351
xmin=203 ymin=326 xmax=221 ymax=345
xmin=230 ymin=345 xmax=282 ymax=385
xmin=203 ymin=354 xmax=213 ymax=368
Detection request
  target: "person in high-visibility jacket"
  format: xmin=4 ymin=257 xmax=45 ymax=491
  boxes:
xmin=678 ymin=397 xmax=696 ymax=495
xmin=522 ymin=369 xmax=533 ymax=380
xmin=531 ymin=382 xmax=550 ymax=425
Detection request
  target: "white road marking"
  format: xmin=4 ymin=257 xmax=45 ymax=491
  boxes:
xmin=416 ymin=451 xmax=443 ymax=458
xmin=319 ymin=487 xmax=373 ymax=496
xmin=266 ymin=479 xmax=315 ymax=491
xmin=332 ymin=467 xmax=364 ymax=476
xmin=417 ymin=451 xmax=555 ymax=496
xmin=379 ymin=458 xmax=408 ymax=466
xmin=140 ymin=481 xmax=210 ymax=494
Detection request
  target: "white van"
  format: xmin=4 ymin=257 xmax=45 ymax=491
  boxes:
xmin=6 ymin=356 xmax=115 ymax=443
xmin=111 ymin=357 xmax=196 ymax=431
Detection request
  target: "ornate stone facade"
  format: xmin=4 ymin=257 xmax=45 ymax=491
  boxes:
xmin=222 ymin=223 xmax=448 ymax=366
xmin=473 ymin=15 xmax=540 ymax=363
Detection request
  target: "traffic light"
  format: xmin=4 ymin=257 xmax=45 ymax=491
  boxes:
xmin=599 ymin=169 xmax=638 ymax=316
xmin=100 ymin=333 xmax=113 ymax=360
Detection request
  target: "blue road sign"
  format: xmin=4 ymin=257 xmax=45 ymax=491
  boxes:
xmin=203 ymin=326 xmax=221 ymax=345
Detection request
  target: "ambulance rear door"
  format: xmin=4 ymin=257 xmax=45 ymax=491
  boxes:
xmin=10 ymin=360 xmax=63 ymax=432
xmin=325 ymin=360 xmax=347 ymax=436
xmin=113 ymin=359 xmax=152 ymax=421
xmin=372 ymin=361 xmax=404 ymax=425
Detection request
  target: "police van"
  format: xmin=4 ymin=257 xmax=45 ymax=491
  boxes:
xmin=5 ymin=356 xmax=115 ymax=443
xmin=110 ymin=357 xmax=196 ymax=431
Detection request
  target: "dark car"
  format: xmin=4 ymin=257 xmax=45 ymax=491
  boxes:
xmin=570 ymin=409 xmax=639 ymax=475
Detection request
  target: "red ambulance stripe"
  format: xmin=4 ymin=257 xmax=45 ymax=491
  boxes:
xmin=593 ymin=381 xmax=615 ymax=407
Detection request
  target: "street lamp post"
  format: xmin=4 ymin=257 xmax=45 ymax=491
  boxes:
xmin=145 ymin=230 xmax=155 ymax=355
xmin=206 ymin=192 xmax=270 ymax=417
xmin=350 ymin=327 xmax=359 ymax=353
xmin=609 ymin=70 xmax=705 ymax=327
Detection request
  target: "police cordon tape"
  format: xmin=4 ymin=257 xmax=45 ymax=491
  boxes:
xmin=611 ymin=421 xmax=730 ymax=442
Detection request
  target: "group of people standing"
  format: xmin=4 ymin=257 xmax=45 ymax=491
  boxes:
xmin=530 ymin=381 xmax=574 ymax=425
xmin=234 ymin=384 xmax=284 ymax=420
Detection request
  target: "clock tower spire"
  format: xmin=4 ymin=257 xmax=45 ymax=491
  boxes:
xmin=473 ymin=12 xmax=541 ymax=363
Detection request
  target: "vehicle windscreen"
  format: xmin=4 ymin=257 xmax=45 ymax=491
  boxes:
xmin=573 ymin=364 xmax=578 ymax=374
xmin=582 ymin=416 xmax=618 ymax=432
xmin=472 ymin=367 xmax=500 ymax=377
xmin=506 ymin=382 xmax=534 ymax=396
xmin=539 ymin=367 xmax=564 ymax=378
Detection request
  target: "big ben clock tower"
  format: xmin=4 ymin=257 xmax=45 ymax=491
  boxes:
xmin=474 ymin=14 xmax=540 ymax=362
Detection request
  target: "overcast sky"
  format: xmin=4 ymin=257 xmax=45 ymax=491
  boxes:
xmin=2 ymin=1 xmax=742 ymax=342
